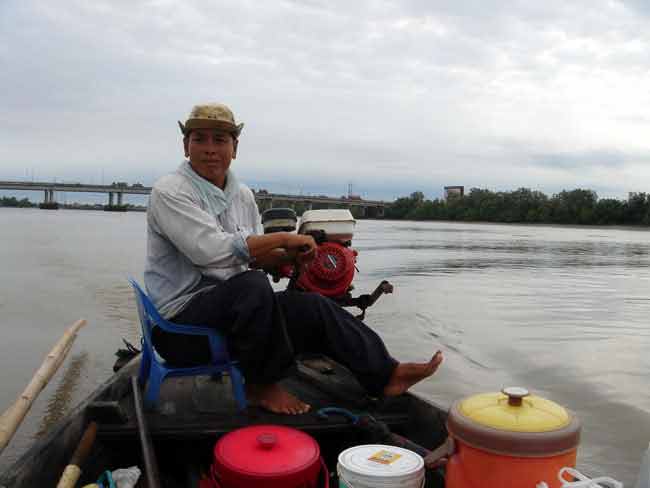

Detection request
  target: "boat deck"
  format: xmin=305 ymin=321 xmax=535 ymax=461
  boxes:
xmin=97 ymin=356 xmax=416 ymax=440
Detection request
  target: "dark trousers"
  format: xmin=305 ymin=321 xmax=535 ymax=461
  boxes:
xmin=152 ymin=270 xmax=397 ymax=396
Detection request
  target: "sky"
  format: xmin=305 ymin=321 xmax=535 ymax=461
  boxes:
xmin=1 ymin=0 xmax=650 ymax=201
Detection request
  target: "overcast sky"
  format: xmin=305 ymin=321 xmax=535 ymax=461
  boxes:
xmin=2 ymin=0 xmax=650 ymax=200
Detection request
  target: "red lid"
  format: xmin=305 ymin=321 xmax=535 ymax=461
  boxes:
xmin=214 ymin=425 xmax=320 ymax=479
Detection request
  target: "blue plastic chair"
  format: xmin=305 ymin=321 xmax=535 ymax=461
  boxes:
xmin=129 ymin=279 xmax=247 ymax=410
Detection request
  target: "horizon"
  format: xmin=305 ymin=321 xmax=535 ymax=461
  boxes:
xmin=0 ymin=181 xmax=642 ymax=207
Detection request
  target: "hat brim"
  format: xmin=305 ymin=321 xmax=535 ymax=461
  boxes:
xmin=179 ymin=119 xmax=244 ymax=137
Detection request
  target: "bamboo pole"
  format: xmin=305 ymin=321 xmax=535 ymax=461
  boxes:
xmin=55 ymin=421 xmax=97 ymax=488
xmin=0 ymin=319 xmax=87 ymax=455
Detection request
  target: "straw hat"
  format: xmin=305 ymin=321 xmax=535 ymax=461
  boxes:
xmin=178 ymin=103 xmax=244 ymax=137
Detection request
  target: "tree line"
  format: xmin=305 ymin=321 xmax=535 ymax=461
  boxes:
xmin=0 ymin=197 xmax=36 ymax=208
xmin=385 ymin=188 xmax=650 ymax=226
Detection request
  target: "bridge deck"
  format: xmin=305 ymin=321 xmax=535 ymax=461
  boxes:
xmin=0 ymin=181 xmax=389 ymax=207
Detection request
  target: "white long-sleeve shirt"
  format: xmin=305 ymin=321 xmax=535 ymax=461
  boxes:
xmin=144 ymin=167 xmax=263 ymax=318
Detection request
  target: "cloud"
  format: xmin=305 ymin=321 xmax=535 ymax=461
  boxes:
xmin=620 ymin=0 xmax=650 ymax=16
xmin=1 ymin=0 xmax=650 ymax=199
xmin=530 ymin=150 xmax=629 ymax=170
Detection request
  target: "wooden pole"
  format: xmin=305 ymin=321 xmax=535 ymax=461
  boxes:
xmin=55 ymin=421 xmax=97 ymax=488
xmin=0 ymin=319 xmax=87 ymax=455
xmin=132 ymin=376 xmax=161 ymax=488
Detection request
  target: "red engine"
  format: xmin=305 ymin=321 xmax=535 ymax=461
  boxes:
xmin=264 ymin=208 xmax=392 ymax=317
xmin=277 ymin=242 xmax=357 ymax=299
xmin=296 ymin=242 xmax=358 ymax=298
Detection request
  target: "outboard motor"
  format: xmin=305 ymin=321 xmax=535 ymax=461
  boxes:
xmin=262 ymin=208 xmax=392 ymax=318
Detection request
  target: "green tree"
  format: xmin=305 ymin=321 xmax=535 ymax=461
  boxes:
xmin=385 ymin=187 xmax=649 ymax=226
xmin=385 ymin=191 xmax=426 ymax=219
xmin=624 ymin=193 xmax=650 ymax=225
xmin=0 ymin=197 xmax=36 ymax=208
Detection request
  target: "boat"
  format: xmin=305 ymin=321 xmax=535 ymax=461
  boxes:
xmin=0 ymin=353 xmax=449 ymax=487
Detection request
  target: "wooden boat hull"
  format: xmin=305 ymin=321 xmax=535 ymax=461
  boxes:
xmin=0 ymin=355 xmax=449 ymax=487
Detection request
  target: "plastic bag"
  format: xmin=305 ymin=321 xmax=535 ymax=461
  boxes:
xmin=112 ymin=466 xmax=141 ymax=488
xmin=558 ymin=467 xmax=623 ymax=488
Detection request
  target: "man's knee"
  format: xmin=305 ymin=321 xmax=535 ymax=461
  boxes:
xmin=230 ymin=270 xmax=271 ymax=288
xmin=228 ymin=270 xmax=274 ymax=301
xmin=279 ymin=290 xmax=338 ymax=317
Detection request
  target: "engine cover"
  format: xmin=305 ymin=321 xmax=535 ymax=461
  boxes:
xmin=296 ymin=242 xmax=357 ymax=298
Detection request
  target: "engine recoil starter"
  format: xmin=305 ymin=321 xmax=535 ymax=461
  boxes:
xmin=296 ymin=242 xmax=357 ymax=298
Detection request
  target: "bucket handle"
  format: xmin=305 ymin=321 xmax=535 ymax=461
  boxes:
xmin=319 ymin=456 xmax=330 ymax=488
xmin=423 ymin=436 xmax=455 ymax=469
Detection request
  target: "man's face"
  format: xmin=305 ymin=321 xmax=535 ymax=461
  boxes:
xmin=184 ymin=128 xmax=238 ymax=188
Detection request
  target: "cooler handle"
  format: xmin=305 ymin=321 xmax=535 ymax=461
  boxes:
xmin=423 ymin=436 xmax=455 ymax=469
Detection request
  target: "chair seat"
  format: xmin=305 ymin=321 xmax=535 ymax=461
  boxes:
xmin=129 ymin=279 xmax=247 ymax=410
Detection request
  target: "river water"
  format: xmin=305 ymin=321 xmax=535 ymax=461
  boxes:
xmin=1 ymin=208 xmax=649 ymax=485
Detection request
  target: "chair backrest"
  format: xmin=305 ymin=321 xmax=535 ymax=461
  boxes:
xmin=129 ymin=279 xmax=164 ymax=356
xmin=128 ymin=278 xmax=232 ymax=365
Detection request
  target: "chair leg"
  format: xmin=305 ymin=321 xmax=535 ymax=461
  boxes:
xmin=144 ymin=366 xmax=165 ymax=409
xmin=229 ymin=366 xmax=247 ymax=411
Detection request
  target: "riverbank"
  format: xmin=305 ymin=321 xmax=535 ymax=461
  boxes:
xmin=4 ymin=187 xmax=650 ymax=227
xmin=386 ymin=189 xmax=650 ymax=227
xmin=0 ymin=201 xmax=146 ymax=212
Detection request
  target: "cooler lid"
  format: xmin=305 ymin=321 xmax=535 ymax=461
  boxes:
xmin=214 ymin=425 xmax=320 ymax=477
xmin=447 ymin=387 xmax=581 ymax=456
xmin=460 ymin=387 xmax=570 ymax=432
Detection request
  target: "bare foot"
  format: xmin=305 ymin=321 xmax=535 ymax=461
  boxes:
xmin=383 ymin=351 xmax=444 ymax=397
xmin=246 ymin=383 xmax=311 ymax=415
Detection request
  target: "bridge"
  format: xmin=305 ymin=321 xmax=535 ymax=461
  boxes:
xmin=0 ymin=180 xmax=388 ymax=217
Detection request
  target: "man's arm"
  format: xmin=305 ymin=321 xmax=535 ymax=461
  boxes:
xmin=151 ymin=188 xmax=254 ymax=268
xmin=241 ymin=186 xmax=315 ymax=268
xmin=151 ymin=185 xmax=315 ymax=269
xmin=246 ymin=232 xmax=316 ymax=267
xmin=249 ymin=248 xmax=292 ymax=272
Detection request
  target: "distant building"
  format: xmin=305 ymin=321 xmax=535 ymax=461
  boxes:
xmin=444 ymin=185 xmax=464 ymax=200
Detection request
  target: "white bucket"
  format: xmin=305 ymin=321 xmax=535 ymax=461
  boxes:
xmin=337 ymin=444 xmax=425 ymax=488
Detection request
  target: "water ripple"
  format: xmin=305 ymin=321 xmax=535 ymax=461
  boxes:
xmin=37 ymin=352 xmax=88 ymax=437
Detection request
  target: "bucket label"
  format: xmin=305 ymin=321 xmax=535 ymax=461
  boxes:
xmin=367 ymin=449 xmax=402 ymax=465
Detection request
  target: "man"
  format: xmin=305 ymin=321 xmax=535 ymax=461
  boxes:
xmin=145 ymin=103 xmax=443 ymax=414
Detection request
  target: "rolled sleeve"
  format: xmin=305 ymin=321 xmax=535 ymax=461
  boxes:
xmin=232 ymin=228 xmax=252 ymax=262
xmin=150 ymin=188 xmax=251 ymax=268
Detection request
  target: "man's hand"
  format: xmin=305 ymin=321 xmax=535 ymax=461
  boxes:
xmin=285 ymin=234 xmax=316 ymax=264
xmin=246 ymin=232 xmax=317 ymax=269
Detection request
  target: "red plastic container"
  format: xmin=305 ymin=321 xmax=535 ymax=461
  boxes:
xmin=210 ymin=425 xmax=326 ymax=488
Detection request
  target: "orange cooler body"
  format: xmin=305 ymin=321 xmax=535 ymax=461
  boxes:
xmin=446 ymin=441 xmax=577 ymax=488
xmin=444 ymin=388 xmax=581 ymax=488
